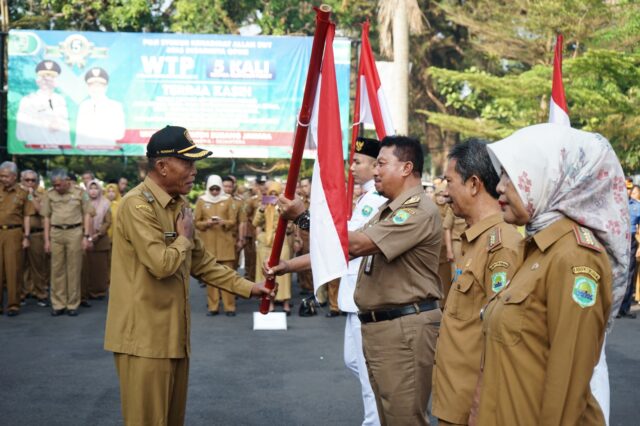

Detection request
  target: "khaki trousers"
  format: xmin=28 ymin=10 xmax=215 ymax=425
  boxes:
xmin=22 ymin=231 xmax=49 ymax=300
xmin=244 ymin=236 xmax=256 ymax=281
xmin=438 ymin=420 xmax=467 ymax=426
xmin=114 ymin=353 xmax=189 ymax=426
xmin=0 ymin=228 xmax=23 ymax=312
xmin=50 ymin=227 xmax=83 ymax=310
xmin=207 ymin=260 xmax=237 ymax=312
xmin=327 ymin=277 xmax=340 ymax=312
xmin=361 ymin=308 xmax=441 ymax=426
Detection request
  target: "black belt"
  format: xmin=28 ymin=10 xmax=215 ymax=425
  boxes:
xmin=358 ymin=300 xmax=439 ymax=324
xmin=0 ymin=224 xmax=22 ymax=230
xmin=51 ymin=223 xmax=81 ymax=230
xmin=31 ymin=227 xmax=44 ymax=233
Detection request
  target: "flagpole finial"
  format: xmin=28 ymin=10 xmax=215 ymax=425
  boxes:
xmin=319 ymin=4 xmax=332 ymax=12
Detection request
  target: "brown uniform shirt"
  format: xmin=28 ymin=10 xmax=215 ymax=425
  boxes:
xmin=104 ymin=177 xmax=254 ymax=359
xmin=0 ymin=183 xmax=34 ymax=225
xmin=41 ymin=187 xmax=92 ymax=225
xmin=438 ymin=204 xmax=455 ymax=263
xmin=244 ymin=194 xmax=261 ymax=237
xmin=354 ymin=185 xmax=443 ymax=311
xmin=477 ymin=217 xmax=611 ymax=425
xmin=432 ymin=213 xmax=524 ymax=424
xmin=452 ymin=216 xmax=467 ymax=241
xmin=26 ymin=188 xmax=46 ymax=230
xmin=194 ymin=197 xmax=237 ymax=261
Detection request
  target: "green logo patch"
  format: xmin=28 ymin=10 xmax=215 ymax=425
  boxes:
xmin=392 ymin=209 xmax=411 ymax=224
xmin=573 ymin=276 xmax=597 ymax=308
xmin=362 ymin=205 xmax=373 ymax=217
xmin=491 ymin=272 xmax=507 ymax=293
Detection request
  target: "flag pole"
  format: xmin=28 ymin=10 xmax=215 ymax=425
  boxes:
xmin=259 ymin=5 xmax=333 ymax=314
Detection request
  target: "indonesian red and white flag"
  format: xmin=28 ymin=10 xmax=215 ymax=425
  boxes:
xmin=355 ymin=21 xmax=395 ymax=136
xmin=549 ymin=34 xmax=570 ymax=126
xmin=308 ymin=24 xmax=349 ymax=290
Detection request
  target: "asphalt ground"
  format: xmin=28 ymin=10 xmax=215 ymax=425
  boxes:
xmin=1 ymin=278 xmax=639 ymax=425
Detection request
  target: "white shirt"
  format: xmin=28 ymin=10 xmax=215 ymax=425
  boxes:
xmin=338 ymin=179 xmax=387 ymax=313
xmin=75 ymin=96 xmax=126 ymax=148
xmin=16 ymin=90 xmax=71 ymax=147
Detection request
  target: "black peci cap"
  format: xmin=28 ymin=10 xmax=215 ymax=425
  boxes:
xmin=85 ymin=67 xmax=109 ymax=84
xmin=146 ymin=126 xmax=212 ymax=161
xmin=354 ymin=137 xmax=380 ymax=159
xmin=36 ymin=60 xmax=61 ymax=75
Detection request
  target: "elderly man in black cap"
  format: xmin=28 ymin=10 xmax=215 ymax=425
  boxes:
xmin=16 ymin=60 xmax=71 ymax=148
xmin=75 ymin=67 xmax=126 ymax=149
xmin=104 ymin=125 xmax=273 ymax=426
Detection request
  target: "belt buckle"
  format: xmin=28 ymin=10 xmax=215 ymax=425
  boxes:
xmin=371 ymin=311 xmax=377 ymax=322
xmin=1 ymin=225 xmax=7 ymax=230
xmin=413 ymin=303 xmax=420 ymax=314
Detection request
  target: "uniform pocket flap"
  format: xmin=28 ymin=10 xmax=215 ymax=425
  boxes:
xmin=453 ymin=273 xmax=474 ymax=294
xmin=502 ymin=289 xmax=528 ymax=305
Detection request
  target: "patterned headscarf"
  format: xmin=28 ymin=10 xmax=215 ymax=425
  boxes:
xmin=486 ymin=123 xmax=630 ymax=327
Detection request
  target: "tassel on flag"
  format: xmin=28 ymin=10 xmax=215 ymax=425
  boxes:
xmin=308 ymin=23 xmax=350 ymax=289
xmin=548 ymin=34 xmax=570 ymax=126
xmin=347 ymin=21 xmax=395 ymax=216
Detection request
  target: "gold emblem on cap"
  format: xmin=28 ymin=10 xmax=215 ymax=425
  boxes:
xmin=355 ymin=140 xmax=364 ymax=152
xmin=45 ymin=61 xmax=54 ymax=70
xmin=184 ymin=130 xmax=195 ymax=145
xmin=91 ymin=68 xmax=100 ymax=77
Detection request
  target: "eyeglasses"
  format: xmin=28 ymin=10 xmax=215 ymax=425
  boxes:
xmin=24 ymin=178 xmax=37 ymax=182
xmin=209 ymin=187 xmax=221 ymax=192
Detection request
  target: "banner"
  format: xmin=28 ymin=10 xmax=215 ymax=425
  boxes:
xmin=7 ymin=30 xmax=351 ymax=158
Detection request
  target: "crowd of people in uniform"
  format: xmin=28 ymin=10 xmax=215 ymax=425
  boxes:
xmin=2 ymin=122 xmax=638 ymax=426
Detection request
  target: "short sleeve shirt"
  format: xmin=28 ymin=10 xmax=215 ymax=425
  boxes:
xmin=0 ymin=184 xmax=35 ymax=225
xmin=354 ymin=185 xmax=443 ymax=311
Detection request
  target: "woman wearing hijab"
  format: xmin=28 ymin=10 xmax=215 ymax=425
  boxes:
xmin=253 ymin=181 xmax=293 ymax=314
xmin=435 ymin=182 xmax=455 ymax=302
xmin=195 ymin=175 xmax=238 ymax=316
xmin=81 ymin=179 xmax=112 ymax=300
xmin=104 ymin=183 xmax=121 ymax=239
xmin=472 ymin=124 xmax=629 ymax=425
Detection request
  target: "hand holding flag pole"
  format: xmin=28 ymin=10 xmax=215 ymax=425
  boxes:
xmin=259 ymin=5 xmax=333 ymax=314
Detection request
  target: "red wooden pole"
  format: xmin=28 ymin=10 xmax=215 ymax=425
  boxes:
xmin=259 ymin=5 xmax=333 ymax=314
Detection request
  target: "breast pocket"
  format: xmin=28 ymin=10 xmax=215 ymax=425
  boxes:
xmin=446 ymin=273 xmax=475 ymax=321
xmin=492 ymin=289 xmax=529 ymax=346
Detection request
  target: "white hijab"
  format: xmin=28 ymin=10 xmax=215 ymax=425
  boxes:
xmin=200 ymin=175 xmax=229 ymax=204
xmin=487 ymin=123 xmax=630 ymax=327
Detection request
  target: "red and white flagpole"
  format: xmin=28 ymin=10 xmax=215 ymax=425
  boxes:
xmin=259 ymin=5 xmax=332 ymax=314
xmin=548 ymin=34 xmax=570 ymax=126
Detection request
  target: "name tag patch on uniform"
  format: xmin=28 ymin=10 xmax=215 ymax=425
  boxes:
xmin=572 ymin=266 xmax=601 ymax=281
xmin=392 ymin=209 xmax=412 ymax=224
xmin=135 ymin=204 xmax=153 ymax=212
xmin=491 ymin=272 xmax=507 ymax=293
xmin=572 ymin=276 xmax=598 ymax=308
xmin=362 ymin=205 xmax=373 ymax=217
xmin=489 ymin=261 xmax=509 ymax=271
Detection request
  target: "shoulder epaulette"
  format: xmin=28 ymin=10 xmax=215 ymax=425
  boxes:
xmin=402 ymin=195 xmax=421 ymax=206
xmin=487 ymin=227 xmax=502 ymax=251
xmin=141 ymin=190 xmax=155 ymax=203
xmin=572 ymin=225 xmax=603 ymax=253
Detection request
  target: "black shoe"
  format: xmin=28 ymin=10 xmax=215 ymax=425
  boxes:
xmin=37 ymin=299 xmax=50 ymax=308
xmin=206 ymin=311 xmax=219 ymax=317
xmin=51 ymin=309 xmax=66 ymax=316
xmin=67 ymin=310 xmax=78 ymax=317
xmin=299 ymin=290 xmax=311 ymax=296
xmin=7 ymin=310 xmax=19 ymax=317
xmin=80 ymin=300 xmax=92 ymax=308
xmin=625 ymin=312 xmax=637 ymax=319
xmin=318 ymin=301 xmax=328 ymax=308
xmin=325 ymin=310 xmax=340 ymax=318
xmin=225 ymin=311 xmax=236 ymax=317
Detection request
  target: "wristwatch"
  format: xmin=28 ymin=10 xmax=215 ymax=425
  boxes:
xmin=293 ymin=210 xmax=311 ymax=231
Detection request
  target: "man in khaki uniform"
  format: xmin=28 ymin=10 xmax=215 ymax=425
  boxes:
xmin=349 ymin=136 xmax=442 ymax=426
xmin=0 ymin=162 xmax=34 ymax=316
xmin=104 ymin=125 xmax=271 ymax=426
xmin=42 ymin=169 xmax=92 ymax=316
xmin=432 ymin=140 xmax=524 ymax=425
xmin=242 ymin=177 xmax=264 ymax=281
xmin=222 ymin=175 xmax=246 ymax=270
xmin=21 ymin=170 xmax=50 ymax=306
xmin=297 ymin=177 xmax=315 ymax=295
